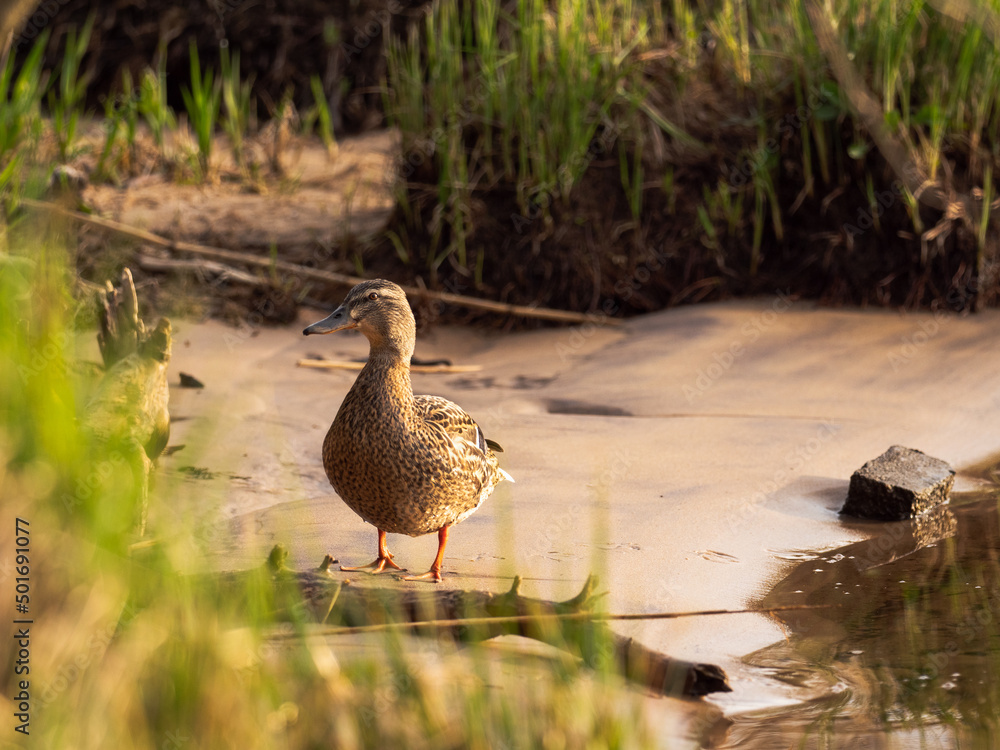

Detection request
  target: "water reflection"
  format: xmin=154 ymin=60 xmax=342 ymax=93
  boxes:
xmin=725 ymin=485 xmax=1000 ymax=748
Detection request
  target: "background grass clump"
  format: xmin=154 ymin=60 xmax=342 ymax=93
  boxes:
xmin=1 ymin=0 xmax=998 ymax=321
xmin=374 ymin=0 xmax=999 ymax=314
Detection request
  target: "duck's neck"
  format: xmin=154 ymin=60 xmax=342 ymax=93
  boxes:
xmin=355 ymin=343 xmax=414 ymax=411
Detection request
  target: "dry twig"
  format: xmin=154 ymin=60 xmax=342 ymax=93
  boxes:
xmin=24 ymin=199 xmax=619 ymax=326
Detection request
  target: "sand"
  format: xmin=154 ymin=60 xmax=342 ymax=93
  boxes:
xmin=154 ymin=297 xmax=1000 ymax=743
xmin=85 ymin=128 xmax=399 ymax=248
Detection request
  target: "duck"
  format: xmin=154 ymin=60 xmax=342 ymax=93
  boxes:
xmin=303 ymin=279 xmax=512 ymax=582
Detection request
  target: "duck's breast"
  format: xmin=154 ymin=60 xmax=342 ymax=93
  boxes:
xmin=322 ymin=394 xmax=502 ymax=536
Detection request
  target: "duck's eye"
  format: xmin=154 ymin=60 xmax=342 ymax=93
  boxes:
xmin=367 ymin=292 xmax=378 ymax=300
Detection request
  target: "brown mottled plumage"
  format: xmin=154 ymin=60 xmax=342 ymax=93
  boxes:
xmin=303 ymin=279 xmax=512 ymax=582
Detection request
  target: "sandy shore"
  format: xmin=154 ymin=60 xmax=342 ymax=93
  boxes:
xmin=153 ymin=297 xmax=1000 ymax=742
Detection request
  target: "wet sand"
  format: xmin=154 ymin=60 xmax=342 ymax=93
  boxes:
xmin=152 ymin=298 xmax=1000 ymax=744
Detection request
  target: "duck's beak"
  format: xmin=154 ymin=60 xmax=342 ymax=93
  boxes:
xmin=303 ymin=305 xmax=356 ymax=335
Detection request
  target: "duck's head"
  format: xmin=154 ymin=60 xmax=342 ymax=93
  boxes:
xmin=303 ymin=279 xmax=415 ymax=355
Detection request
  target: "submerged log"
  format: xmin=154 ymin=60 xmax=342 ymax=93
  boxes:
xmin=83 ymin=268 xmax=171 ymax=534
xmin=206 ymin=546 xmax=731 ymax=698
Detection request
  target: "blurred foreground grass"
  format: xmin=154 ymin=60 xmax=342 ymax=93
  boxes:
xmin=0 ymin=236 xmax=654 ymax=748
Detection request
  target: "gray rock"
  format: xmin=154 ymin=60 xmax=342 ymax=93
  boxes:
xmin=840 ymin=445 xmax=955 ymax=521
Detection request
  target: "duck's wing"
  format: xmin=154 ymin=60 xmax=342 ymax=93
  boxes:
xmin=414 ymin=394 xmax=495 ymax=455
xmin=415 ymin=395 xmax=515 ymax=497
xmin=414 ymin=395 xmax=513 ymax=484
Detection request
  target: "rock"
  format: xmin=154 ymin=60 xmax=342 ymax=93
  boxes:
xmin=841 ymin=445 xmax=955 ymax=521
xmin=179 ymin=372 xmax=205 ymax=388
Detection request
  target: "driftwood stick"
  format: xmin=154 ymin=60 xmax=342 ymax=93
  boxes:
xmin=86 ymin=269 xmax=172 ymax=536
xmin=96 ymin=267 xmax=143 ymax=368
xmin=23 ymin=198 xmax=619 ymax=326
xmin=135 ymin=253 xmax=267 ymax=286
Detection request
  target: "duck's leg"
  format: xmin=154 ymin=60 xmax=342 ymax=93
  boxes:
xmin=403 ymin=525 xmax=449 ymax=583
xmin=340 ymin=529 xmax=404 ymax=574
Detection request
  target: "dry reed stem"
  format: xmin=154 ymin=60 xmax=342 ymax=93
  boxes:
xmin=25 ymin=198 xmax=620 ymax=326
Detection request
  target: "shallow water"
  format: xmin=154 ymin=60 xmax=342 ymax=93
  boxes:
xmin=724 ymin=472 xmax=1000 ymax=748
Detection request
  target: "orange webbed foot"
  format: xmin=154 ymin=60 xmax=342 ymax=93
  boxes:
xmin=340 ymin=554 xmax=404 ymax=575
xmin=402 ymin=568 xmax=442 ymax=583
xmin=343 ymin=529 xmax=406 ymax=575
xmin=400 ymin=526 xmax=449 ymax=582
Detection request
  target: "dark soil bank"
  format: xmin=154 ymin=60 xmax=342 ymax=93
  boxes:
xmin=14 ymin=1 xmax=999 ymax=320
